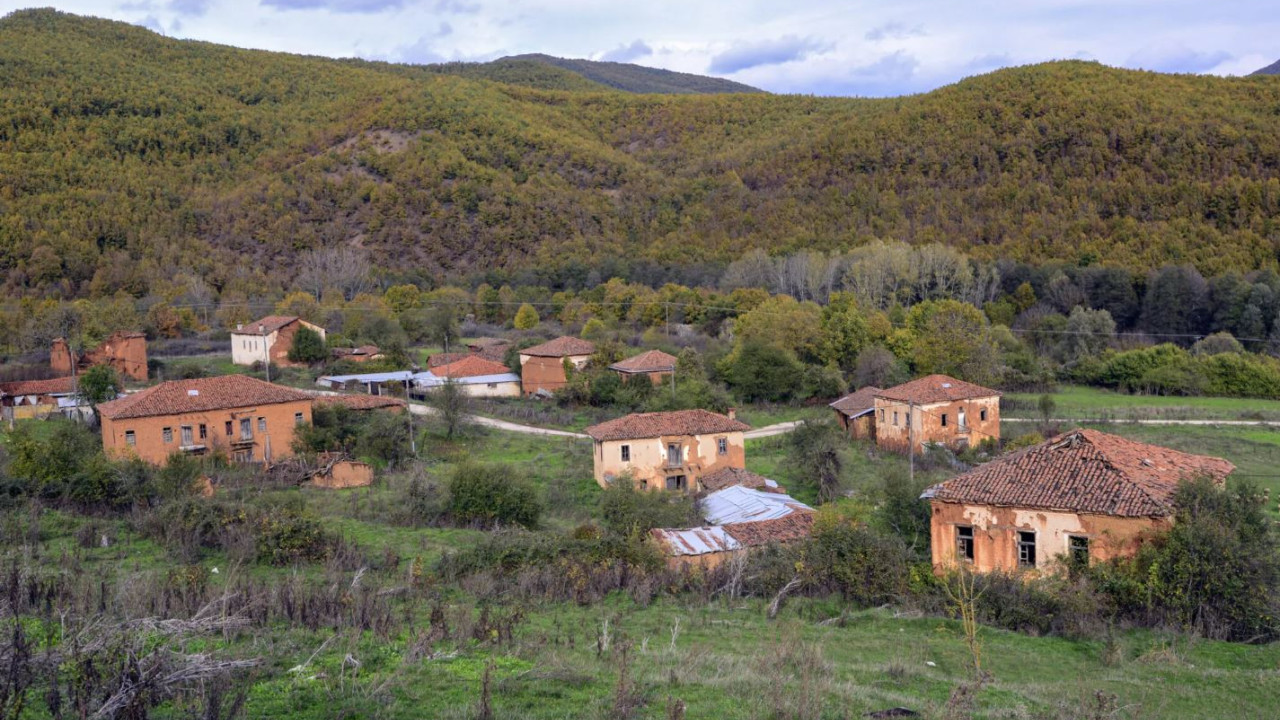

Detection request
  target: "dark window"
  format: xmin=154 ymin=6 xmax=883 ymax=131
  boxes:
xmin=620 ymin=445 xmax=631 ymax=462
xmin=879 ymin=409 xmax=885 ymax=422
xmin=258 ymin=417 xmax=266 ymax=432
xmin=225 ymin=421 xmax=233 ymax=436
xmin=162 ymin=427 xmax=173 ymax=443
xmin=294 ymin=412 xmax=304 ymax=425
xmin=199 ymin=424 xmax=207 ymax=440
xmin=667 ymin=443 xmax=681 ymax=466
xmin=1018 ymin=531 xmax=1037 ymax=567
xmin=1068 ymin=535 xmax=1090 ymax=565
xmin=956 ymin=526 xmax=974 ymax=562
xmin=639 ymin=479 xmax=647 ymax=490
xmin=665 ymin=475 xmax=687 ymax=491
xmin=717 ymin=437 xmax=728 ymax=455
xmin=941 ymin=413 xmax=948 ymax=427
xmin=893 ymin=411 xmax=899 ymax=426
xmin=181 ymin=426 xmax=193 ymax=446
xmin=240 ymin=418 xmax=252 ymax=440
xmin=125 ymin=430 xmax=136 ymax=446
xmin=980 ymin=408 xmax=988 ymax=422
xmin=958 ymin=408 xmax=966 ymax=427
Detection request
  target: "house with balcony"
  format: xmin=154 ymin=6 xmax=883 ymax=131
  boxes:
xmin=873 ymin=374 xmax=1001 ymax=455
xmin=97 ymin=375 xmax=315 ymax=465
xmin=584 ymin=409 xmax=750 ymax=491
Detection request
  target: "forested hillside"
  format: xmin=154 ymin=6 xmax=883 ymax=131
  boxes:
xmin=492 ymin=54 xmax=763 ymax=93
xmin=3 ymin=8 xmax=1280 ymax=302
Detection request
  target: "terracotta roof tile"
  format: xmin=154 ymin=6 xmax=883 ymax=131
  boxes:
xmin=314 ymin=394 xmax=406 ymax=411
xmin=0 ymin=376 xmax=76 ymax=396
xmin=432 ymin=355 xmax=511 ymax=379
xmin=585 ymin=409 xmax=750 ymax=441
xmin=233 ymin=316 xmax=299 ymax=336
xmin=98 ymin=375 xmax=314 ymax=420
xmin=518 ymin=336 xmax=595 ymax=358
xmin=931 ymin=429 xmax=1235 ymax=517
xmin=877 ymin=374 xmax=1000 ymax=405
xmin=610 ymin=350 xmax=677 ymax=373
xmin=829 ymin=386 xmax=882 ymax=417
xmin=722 ymin=511 xmax=815 ymax=546
xmin=427 ymin=352 xmax=472 ymax=368
xmin=698 ymin=467 xmax=777 ymax=493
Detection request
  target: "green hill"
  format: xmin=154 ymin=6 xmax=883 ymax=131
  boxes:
xmin=3 ymin=8 xmax=1280 ymax=300
xmin=1252 ymin=59 xmax=1280 ymax=75
xmin=496 ymin=53 xmax=763 ymax=94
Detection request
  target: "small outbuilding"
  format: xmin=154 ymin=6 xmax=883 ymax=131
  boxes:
xmin=829 ymin=386 xmax=881 ymax=440
xmin=609 ymin=349 xmax=677 ymax=386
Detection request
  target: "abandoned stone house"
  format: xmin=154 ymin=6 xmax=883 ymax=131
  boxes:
xmin=517 ymin=336 xmax=595 ymax=395
xmin=584 ymin=409 xmax=750 ymax=491
xmin=829 ymin=385 xmax=881 ymax=440
xmin=51 ymin=331 xmax=149 ymax=382
xmin=874 ymin=374 xmax=1001 ymax=454
xmin=608 ymin=349 xmax=678 ymax=385
xmin=230 ymin=315 xmax=326 ymax=368
xmin=923 ymin=428 xmax=1235 ymax=574
xmin=97 ymin=375 xmax=315 ymax=466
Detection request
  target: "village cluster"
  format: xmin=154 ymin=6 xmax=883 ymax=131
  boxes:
xmin=0 ymin=313 xmax=1235 ymax=576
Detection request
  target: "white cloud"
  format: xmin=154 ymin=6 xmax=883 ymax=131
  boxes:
xmin=8 ymin=0 xmax=1278 ymax=95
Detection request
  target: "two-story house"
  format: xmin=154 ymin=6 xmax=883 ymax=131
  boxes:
xmin=98 ymin=375 xmax=315 ymax=465
xmin=230 ymin=316 xmax=326 ymax=368
xmin=584 ymin=409 xmax=750 ymax=491
xmin=923 ymin=429 xmax=1234 ymax=574
xmin=874 ymin=374 xmax=1001 ymax=454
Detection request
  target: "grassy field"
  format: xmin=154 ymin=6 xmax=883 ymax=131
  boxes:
xmin=1005 ymin=385 xmax=1280 ymax=421
xmin=12 ymin=497 xmax=1280 ymax=719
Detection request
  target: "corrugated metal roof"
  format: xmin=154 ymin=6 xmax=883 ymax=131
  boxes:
xmin=316 ymin=371 xmax=414 ymax=388
xmin=412 ymin=371 xmax=521 ymax=387
xmin=650 ymin=526 xmax=741 ymax=556
xmin=700 ymin=485 xmax=813 ymax=525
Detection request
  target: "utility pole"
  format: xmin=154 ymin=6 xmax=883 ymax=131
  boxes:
xmin=405 ymin=378 xmax=416 ymax=456
xmin=908 ymin=400 xmax=915 ymax=485
xmin=260 ymin=324 xmax=271 ymax=383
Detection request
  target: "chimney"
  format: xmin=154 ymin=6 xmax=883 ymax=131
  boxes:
xmin=236 ymin=323 xmax=243 ymax=331
xmin=727 ymin=407 xmax=736 ymax=421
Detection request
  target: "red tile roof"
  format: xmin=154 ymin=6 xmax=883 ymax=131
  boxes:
xmin=518 ymin=336 xmax=595 ymax=358
xmin=333 ymin=345 xmax=380 ymax=357
xmin=427 ymin=352 xmax=471 ymax=368
xmin=585 ymin=409 xmax=750 ymax=441
xmin=829 ymin=386 xmax=882 ymax=417
xmin=698 ymin=467 xmax=777 ymax=493
xmin=930 ymin=429 xmax=1235 ymax=517
xmin=432 ymin=355 xmax=511 ymax=379
xmin=876 ymin=374 xmax=1000 ymax=405
xmin=233 ymin=316 xmax=299 ymax=336
xmin=98 ymin=375 xmax=314 ymax=420
xmin=722 ymin=511 xmax=815 ymax=546
xmin=314 ymin=394 xmax=406 ymax=411
xmin=0 ymin=376 xmax=76 ymax=396
xmin=610 ymin=349 xmax=677 ymax=374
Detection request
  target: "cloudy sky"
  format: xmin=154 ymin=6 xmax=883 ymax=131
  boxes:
xmin=4 ymin=0 xmax=1276 ymax=95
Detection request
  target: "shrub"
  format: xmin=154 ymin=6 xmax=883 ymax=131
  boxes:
xmin=717 ymin=340 xmax=803 ymax=403
xmin=598 ymin=478 xmax=698 ymax=536
xmin=254 ymin=503 xmax=333 ymax=565
xmin=287 ymin=325 xmax=327 ymax=364
xmin=1091 ymin=478 xmax=1280 ymax=641
xmin=447 ymin=463 xmax=542 ymax=529
xmin=801 ymin=521 xmax=913 ymax=606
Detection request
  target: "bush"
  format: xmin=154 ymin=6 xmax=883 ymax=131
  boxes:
xmin=801 ymin=521 xmax=914 ymax=606
xmin=1090 ymin=478 xmax=1280 ymax=641
xmin=447 ymin=463 xmax=542 ymax=529
xmin=718 ymin=340 xmax=804 ymax=403
xmin=287 ymin=325 xmax=328 ymax=364
xmin=598 ymin=478 xmax=698 ymax=536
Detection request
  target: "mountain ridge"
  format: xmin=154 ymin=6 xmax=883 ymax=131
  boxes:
xmin=3 ymin=8 xmax=1280 ymax=300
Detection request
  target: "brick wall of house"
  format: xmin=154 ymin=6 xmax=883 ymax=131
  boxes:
xmin=874 ymin=395 xmax=1000 ymax=454
xmin=101 ymin=399 xmax=313 ymax=465
xmin=518 ymin=353 xmax=591 ymax=395
xmin=51 ymin=333 xmax=148 ymax=382
xmin=929 ymin=500 xmax=1169 ymax=574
